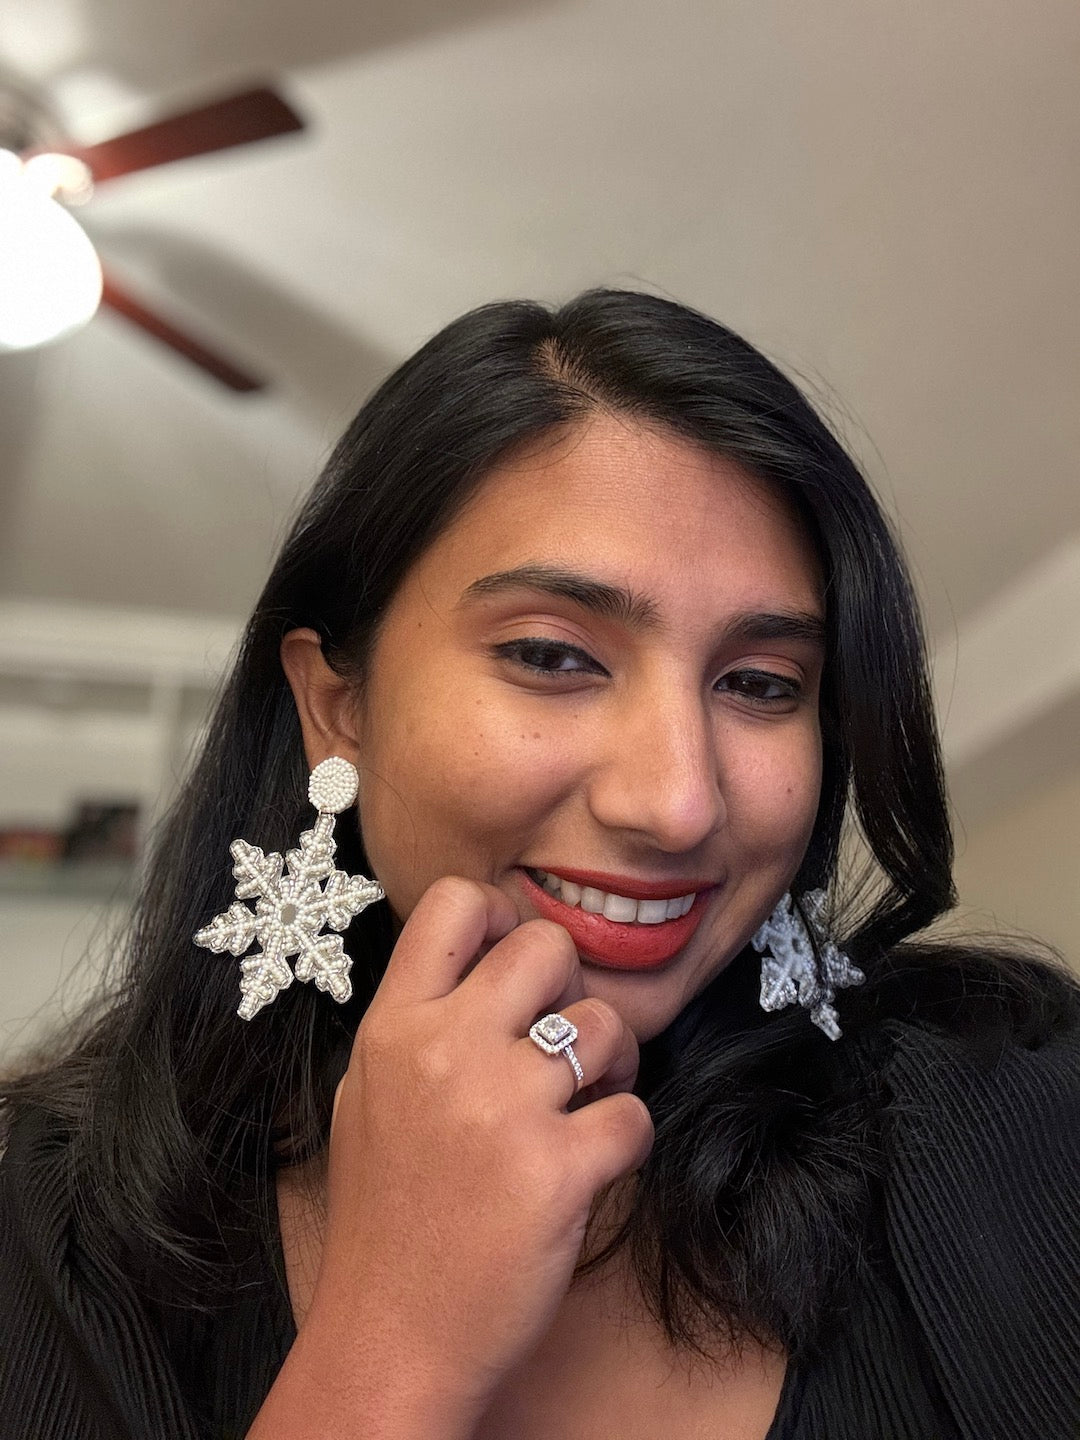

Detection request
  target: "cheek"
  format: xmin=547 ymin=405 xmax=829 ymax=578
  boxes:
xmin=730 ymin=725 xmax=822 ymax=860
xmin=786 ymin=734 xmax=823 ymax=840
xmin=357 ymin=675 xmax=577 ymax=894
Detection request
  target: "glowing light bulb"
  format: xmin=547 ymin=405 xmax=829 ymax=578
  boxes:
xmin=23 ymin=151 xmax=96 ymax=205
xmin=0 ymin=148 xmax=103 ymax=351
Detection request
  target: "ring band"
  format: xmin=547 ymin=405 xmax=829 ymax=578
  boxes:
xmin=561 ymin=1043 xmax=584 ymax=1088
xmin=528 ymin=1012 xmax=584 ymax=1092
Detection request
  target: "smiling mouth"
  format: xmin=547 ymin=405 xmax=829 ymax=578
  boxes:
xmin=526 ymin=867 xmax=696 ymax=924
xmin=520 ymin=867 xmax=713 ymax=971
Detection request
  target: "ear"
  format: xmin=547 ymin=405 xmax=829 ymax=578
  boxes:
xmin=280 ymin=628 xmax=361 ymax=772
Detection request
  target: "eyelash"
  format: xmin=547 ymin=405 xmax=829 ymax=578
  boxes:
xmin=492 ymin=638 xmax=804 ymax=707
xmin=493 ymin=638 xmax=605 ymax=676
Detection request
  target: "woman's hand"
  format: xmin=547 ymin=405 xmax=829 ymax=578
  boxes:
xmin=284 ymin=876 xmax=652 ymax=1437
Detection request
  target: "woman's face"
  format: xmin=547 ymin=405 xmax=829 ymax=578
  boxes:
xmin=354 ymin=414 xmax=825 ymax=1041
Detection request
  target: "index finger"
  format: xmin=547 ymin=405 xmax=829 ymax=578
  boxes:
xmin=375 ymin=875 xmax=521 ymax=1005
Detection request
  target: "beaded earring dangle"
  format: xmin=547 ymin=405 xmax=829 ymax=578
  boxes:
xmin=193 ymin=757 xmax=384 ymax=1021
xmin=751 ymin=890 xmax=865 ymax=1041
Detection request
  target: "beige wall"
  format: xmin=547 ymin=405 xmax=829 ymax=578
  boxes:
xmin=952 ymin=763 xmax=1080 ymax=975
xmin=0 ymin=898 xmax=124 ymax=1065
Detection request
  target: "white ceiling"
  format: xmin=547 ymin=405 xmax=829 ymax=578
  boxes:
xmin=1 ymin=0 xmax=1077 ymax=824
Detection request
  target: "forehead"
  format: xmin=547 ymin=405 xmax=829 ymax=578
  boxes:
xmin=414 ymin=414 xmax=823 ymax=618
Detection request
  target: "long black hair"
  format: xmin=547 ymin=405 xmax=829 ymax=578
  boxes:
xmin=4 ymin=289 xmax=1077 ymax=1363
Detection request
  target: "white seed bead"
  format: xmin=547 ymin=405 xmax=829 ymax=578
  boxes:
xmin=308 ymin=756 xmax=359 ymax=814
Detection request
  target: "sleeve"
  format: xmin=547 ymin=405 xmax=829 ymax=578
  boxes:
xmin=880 ymin=1016 xmax=1080 ymax=1440
xmin=0 ymin=1106 xmax=199 ymax=1440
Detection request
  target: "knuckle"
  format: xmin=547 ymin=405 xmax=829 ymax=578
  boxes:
xmin=623 ymin=1094 xmax=656 ymax=1150
xmin=356 ymin=1003 xmax=403 ymax=1052
xmin=489 ymin=919 xmax=576 ymax=990
xmin=604 ymin=1092 xmax=654 ymax=1148
xmin=523 ymin=916 xmax=577 ymax=953
xmin=412 ymin=1033 xmax=455 ymax=1088
xmin=455 ymin=1088 xmax=507 ymax=1138
xmin=350 ymin=1024 xmax=398 ymax=1091
xmin=423 ymin=874 xmax=486 ymax=914
xmin=574 ymin=997 xmax=623 ymax=1051
xmin=524 ymin=918 xmax=579 ymax=974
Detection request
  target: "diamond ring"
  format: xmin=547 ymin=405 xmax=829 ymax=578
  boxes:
xmin=528 ymin=1012 xmax=584 ymax=1091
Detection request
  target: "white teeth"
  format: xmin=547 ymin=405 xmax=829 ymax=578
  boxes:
xmin=602 ymin=893 xmax=638 ymax=922
xmin=532 ymin=871 xmax=697 ymax=925
xmin=636 ymin=899 xmax=669 ymax=925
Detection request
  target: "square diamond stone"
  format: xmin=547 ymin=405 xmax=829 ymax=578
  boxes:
xmin=530 ymin=1014 xmax=577 ymax=1053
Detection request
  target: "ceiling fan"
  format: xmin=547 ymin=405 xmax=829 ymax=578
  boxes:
xmin=0 ymin=78 xmax=305 ymax=391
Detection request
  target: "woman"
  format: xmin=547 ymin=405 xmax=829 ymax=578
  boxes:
xmin=2 ymin=290 xmax=1078 ymax=1440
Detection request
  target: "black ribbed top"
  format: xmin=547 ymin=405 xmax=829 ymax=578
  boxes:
xmin=2 ymin=1014 xmax=1078 ymax=1439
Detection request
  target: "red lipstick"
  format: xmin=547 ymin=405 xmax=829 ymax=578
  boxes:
xmin=518 ymin=868 xmax=713 ymax=971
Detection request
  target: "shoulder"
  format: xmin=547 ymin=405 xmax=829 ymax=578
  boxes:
xmin=837 ymin=936 xmax=1080 ymax=1157
xmin=877 ymin=999 xmax=1080 ymax=1194
xmin=853 ymin=933 xmax=1080 ymax=1054
xmin=860 ymin=959 xmax=1080 ymax=1436
xmin=0 ymin=1101 xmax=106 ymax=1345
xmin=0 ymin=1100 xmax=73 ymax=1266
xmin=860 ymin=942 xmax=1080 ymax=1234
xmin=0 ymin=1104 xmax=111 ymax=1437
xmin=0 ymin=1101 xmax=200 ymax=1440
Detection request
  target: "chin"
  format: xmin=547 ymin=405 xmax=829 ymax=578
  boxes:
xmin=578 ymin=963 xmax=709 ymax=1044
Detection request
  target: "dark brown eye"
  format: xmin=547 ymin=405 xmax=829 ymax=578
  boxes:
xmin=493 ymin=638 xmax=607 ymax=677
xmin=718 ymin=670 xmax=801 ymax=705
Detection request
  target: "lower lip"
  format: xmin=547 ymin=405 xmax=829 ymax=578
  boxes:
xmin=518 ymin=869 xmax=711 ymax=971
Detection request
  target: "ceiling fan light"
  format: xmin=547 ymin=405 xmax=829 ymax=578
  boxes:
xmin=0 ymin=158 xmax=103 ymax=351
xmin=23 ymin=152 xmax=96 ymax=205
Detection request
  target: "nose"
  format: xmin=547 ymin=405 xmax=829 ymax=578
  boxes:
xmin=586 ymin=686 xmax=726 ymax=853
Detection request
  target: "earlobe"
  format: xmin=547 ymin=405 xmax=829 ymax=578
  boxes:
xmin=279 ymin=627 xmax=362 ymax=772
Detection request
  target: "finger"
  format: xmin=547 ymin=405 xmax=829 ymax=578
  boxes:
xmin=568 ymin=1091 xmax=654 ymax=1190
xmin=568 ymin=1006 xmax=640 ymax=1109
xmin=457 ymin=917 xmax=585 ymax=1026
xmin=517 ymin=996 xmax=639 ymax=1110
xmin=378 ymin=876 xmax=520 ymax=1004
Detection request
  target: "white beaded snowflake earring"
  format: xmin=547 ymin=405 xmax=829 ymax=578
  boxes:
xmin=193 ymin=756 xmax=384 ymax=1021
xmin=751 ymin=890 xmax=865 ymax=1041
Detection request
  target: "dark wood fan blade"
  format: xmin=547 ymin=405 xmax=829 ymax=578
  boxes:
xmin=101 ymin=273 xmax=267 ymax=393
xmin=62 ymin=86 xmax=304 ymax=184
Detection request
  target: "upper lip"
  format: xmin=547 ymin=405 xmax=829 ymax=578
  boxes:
xmin=526 ymin=865 xmax=718 ymax=901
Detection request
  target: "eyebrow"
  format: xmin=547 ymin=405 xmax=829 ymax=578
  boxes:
xmin=461 ymin=565 xmax=661 ymax=628
xmin=459 ymin=564 xmax=825 ymax=647
xmin=722 ymin=610 xmax=826 ymax=647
